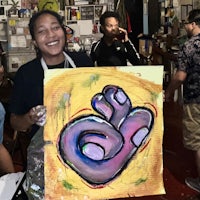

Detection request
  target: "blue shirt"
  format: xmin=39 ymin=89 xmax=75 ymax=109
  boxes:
xmin=0 ymin=102 xmax=5 ymax=143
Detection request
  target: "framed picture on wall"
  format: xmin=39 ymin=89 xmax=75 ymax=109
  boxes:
xmin=181 ymin=4 xmax=193 ymax=21
xmin=193 ymin=0 xmax=200 ymax=9
xmin=0 ymin=7 xmax=4 ymax=15
xmin=1 ymin=0 xmax=8 ymax=5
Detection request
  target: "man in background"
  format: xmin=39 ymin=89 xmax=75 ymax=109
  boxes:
xmin=90 ymin=11 xmax=141 ymax=66
xmin=165 ymin=9 xmax=200 ymax=193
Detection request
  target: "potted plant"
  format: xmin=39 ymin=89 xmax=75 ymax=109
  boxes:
xmin=8 ymin=0 xmax=19 ymax=17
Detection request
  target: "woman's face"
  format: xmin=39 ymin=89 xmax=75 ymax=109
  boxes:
xmin=33 ymin=13 xmax=65 ymax=58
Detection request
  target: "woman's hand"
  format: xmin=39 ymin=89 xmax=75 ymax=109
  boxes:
xmin=118 ymin=27 xmax=129 ymax=42
xmin=28 ymin=105 xmax=47 ymax=126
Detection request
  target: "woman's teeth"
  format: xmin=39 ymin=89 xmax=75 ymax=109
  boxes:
xmin=48 ymin=41 xmax=58 ymax=46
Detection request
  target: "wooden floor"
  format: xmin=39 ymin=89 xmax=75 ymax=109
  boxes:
xmin=3 ymin=102 xmax=200 ymax=200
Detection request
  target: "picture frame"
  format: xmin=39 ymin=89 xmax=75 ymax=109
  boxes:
xmin=1 ymin=0 xmax=8 ymax=5
xmin=0 ymin=7 xmax=4 ymax=15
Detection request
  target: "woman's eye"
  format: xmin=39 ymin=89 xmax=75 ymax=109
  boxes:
xmin=37 ymin=29 xmax=46 ymax=34
xmin=36 ymin=26 xmax=61 ymax=35
xmin=52 ymin=26 xmax=61 ymax=31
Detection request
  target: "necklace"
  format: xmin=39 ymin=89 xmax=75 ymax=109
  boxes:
xmin=41 ymin=51 xmax=76 ymax=71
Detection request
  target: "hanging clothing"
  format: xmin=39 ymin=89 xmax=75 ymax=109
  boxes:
xmin=115 ymin=0 xmax=127 ymax=29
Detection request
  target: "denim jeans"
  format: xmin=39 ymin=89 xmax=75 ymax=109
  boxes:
xmin=0 ymin=102 xmax=5 ymax=144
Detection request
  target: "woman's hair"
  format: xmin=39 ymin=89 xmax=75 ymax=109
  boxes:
xmin=29 ymin=10 xmax=67 ymax=57
xmin=188 ymin=9 xmax=200 ymax=26
xmin=99 ymin=11 xmax=120 ymax=26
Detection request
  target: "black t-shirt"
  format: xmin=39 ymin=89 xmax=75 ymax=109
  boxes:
xmin=47 ymin=61 xmax=65 ymax=69
xmin=9 ymin=52 xmax=93 ymax=138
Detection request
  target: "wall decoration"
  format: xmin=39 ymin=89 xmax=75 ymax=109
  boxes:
xmin=44 ymin=66 xmax=165 ymax=199
xmin=0 ymin=7 xmax=4 ymax=14
xmin=1 ymin=1 xmax=8 ymax=5
xmin=38 ymin=0 xmax=59 ymax=12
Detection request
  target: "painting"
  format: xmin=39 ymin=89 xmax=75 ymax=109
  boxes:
xmin=44 ymin=66 xmax=165 ymax=199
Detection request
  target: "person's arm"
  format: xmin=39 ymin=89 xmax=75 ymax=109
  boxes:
xmin=124 ymin=40 xmax=141 ymax=65
xmin=118 ymin=27 xmax=141 ymax=65
xmin=0 ymin=103 xmax=14 ymax=175
xmin=10 ymin=112 xmax=34 ymax=132
xmin=0 ymin=144 xmax=15 ymax=175
xmin=10 ymin=105 xmax=46 ymax=132
xmin=165 ymin=70 xmax=187 ymax=102
xmin=89 ymin=42 xmax=98 ymax=66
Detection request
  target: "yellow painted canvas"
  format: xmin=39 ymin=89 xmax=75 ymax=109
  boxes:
xmin=44 ymin=66 xmax=165 ymax=199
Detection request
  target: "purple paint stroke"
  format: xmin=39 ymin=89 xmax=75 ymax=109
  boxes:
xmin=57 ymin=85 xmax=154 ymax=186
xmin=92 ymin=85 xmax=132 ymax=129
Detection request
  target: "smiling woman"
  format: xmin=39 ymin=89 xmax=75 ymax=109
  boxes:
xmin=9 ymin=9 xmax=93 ymax=199
xmin=29 ymin=10 xmax=67 ymax=63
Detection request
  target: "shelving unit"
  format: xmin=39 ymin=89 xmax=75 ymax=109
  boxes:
xmin=65 ymin=4 xmax=107 ymax=24
xmin=6 ymin=17 xmax=35 ymax=72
